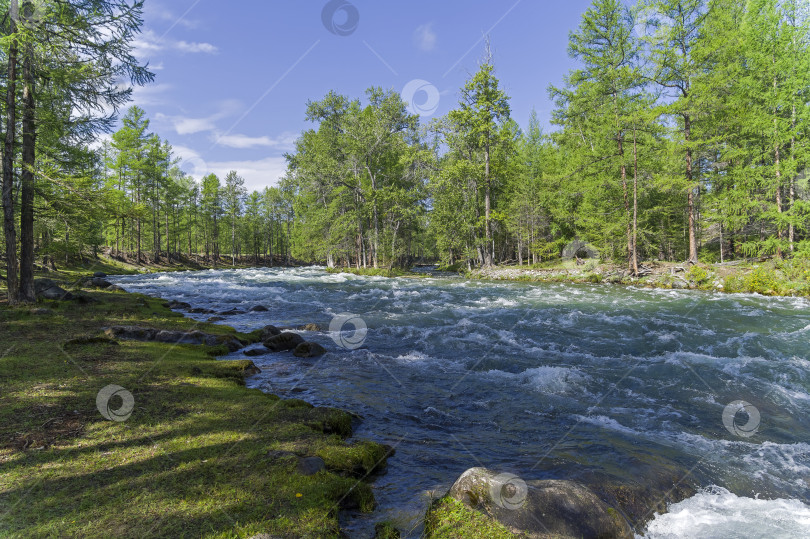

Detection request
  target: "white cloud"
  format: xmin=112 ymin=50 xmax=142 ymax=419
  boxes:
xmin=175 ymin=40 xmax=218 ymax=54
xmin=208 ymin=157 xmax=288 ymax=192
xmin=414 ymin=23 xmax=437 ymax=52
xmin=172 ymin=146 xmax=288 ymax=191
xmin=213 ymin=132 xmax=298 ymax=150
xmin=157 ymin=114 xmax=217 ymax=135
xmin=145 ymin=3 xmax=200 ymax=30
xmin=133 ymin=29 xmax=218 ymax=58
xmin=155 ymin=101 xmax=241 ymax=136
xmin=131 ymin=83 xmax=173 ymax=107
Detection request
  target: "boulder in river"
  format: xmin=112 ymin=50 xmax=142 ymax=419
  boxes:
xmin=263 ymin=332 xmax=305 ymax=352
xmin=249 ymin=305 xmax=269 ymax=312
xmin=188 ymin=307 xmax=216 ymax=314
xmin=260 ymin=325 xmax=281 ymax=340
xmin=93 ymin=271 xmax=107 ymax=278
xmin=84 ymin=277 xmax=113 ymax=288
xmin=219 ymin=307 xmax=245 ymax=316
xmin=166 ymin=300 xmax=192 ymax=310
xmin=440 ymin=467 xmax=632 ymax=539
xmin=293 ymin=341 xmax=327 ymax=358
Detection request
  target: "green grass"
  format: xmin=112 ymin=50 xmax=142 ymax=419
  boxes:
xmin=423 ymin=497 xmax=518 ymax=539
xmin=0 ymin=278 xmax=388 ymax=537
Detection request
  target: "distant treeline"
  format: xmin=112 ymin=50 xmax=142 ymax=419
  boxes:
xmin=2 ymin=0 xmax=809 ymax=300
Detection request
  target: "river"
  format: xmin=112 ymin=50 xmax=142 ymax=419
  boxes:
xmin=112 ymin=267 xmax=810 ymax=538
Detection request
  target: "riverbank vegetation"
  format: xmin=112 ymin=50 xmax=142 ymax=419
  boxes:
xmin=3 ymin=0 xmax=809 ymax=306
xmin=0 ymin=267 xmax=389 ymax=537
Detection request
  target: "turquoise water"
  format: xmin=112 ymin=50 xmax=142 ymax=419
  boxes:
xmin=114 ymin=267 xmax=810 ymax=538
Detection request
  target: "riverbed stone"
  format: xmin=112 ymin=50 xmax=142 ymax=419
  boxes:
xmin=250 ymin=305 xmax=269 ymax=312
xmin=293 ymin=341 xmax=327 ymax=358
xmin=444 ymin=467 xmax=632 ymax=539
xmin=263 ymin=332 xmax=304 ymax=352
xmin=260 ymin=325 xmax=281 ymax=340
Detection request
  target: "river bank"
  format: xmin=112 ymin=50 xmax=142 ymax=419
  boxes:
xmin=0 ymin=264 xmax=392 ymax=537
xmin=462 ymin=259 xmax=810 ymax=297
xmin=326 ymin=258 xmax=810 ymax=298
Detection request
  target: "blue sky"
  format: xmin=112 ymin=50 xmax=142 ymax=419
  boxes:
xmin=127 ymin=0 xmax=595 ymax=192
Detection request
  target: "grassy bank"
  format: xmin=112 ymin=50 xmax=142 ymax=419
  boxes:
xmin=0 ymin=269 xmax=389 ymax=537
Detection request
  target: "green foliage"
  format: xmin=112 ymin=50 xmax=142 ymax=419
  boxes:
xmin=424 ymin=497 xmax=519 ymax=539
xmin=685 ymin=265 xmax=711 ymax=286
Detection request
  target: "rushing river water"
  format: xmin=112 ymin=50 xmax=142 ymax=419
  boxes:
xmin=112 ymin=267 xmax=810 ymax=538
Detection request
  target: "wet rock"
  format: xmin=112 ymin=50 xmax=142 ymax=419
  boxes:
xmin=166 ymin=300 xmax=192 ymax=310
xmin=250 ymin=305 xmax=269 ymax=312
xmin=243 ymin=348 xmax=266 ymax=357
xmin=297 ymin=456 xmax=326 ymax=476
xmin=241 ymin=360 xmax=262 ymax=376
xmin=293 ymin=341 xmax=327 ymax=358
xmin=278 ymin=323 xmax=322 ymax=332
xmin=207 ymin=316 xmax=225 ymax=322
xmin=260 ymin=325 xmax=281 ymax=340
xmin=93 ymin=271 xmax=107 ymax=278
xmin=445 ymin=467 xmax=632 ymax=539
xmin=188 ymin=307 xmax=216 ymax=314
xmin=299 ymin=323 xmax=321 ymax=331
xmin=219 ymin=308 xmax=245 ymax=316
xmin=263 ymin=332 xmax=304 ymax=352
xmin=34 ymin=279 xmax=73 ymax=300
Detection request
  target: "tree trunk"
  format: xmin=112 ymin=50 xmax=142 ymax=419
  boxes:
xmin=2 ymin=27 xmax=19 ymax=304
xmin=631 ymin=122 xmax=639 ymax=276
xmin=685 ymin=114 xmax=698 ymax=264
xmin=484 ymin=144 xmax=493 ymax=267
xmin=19 ymin=45 xmax=36 ymax=302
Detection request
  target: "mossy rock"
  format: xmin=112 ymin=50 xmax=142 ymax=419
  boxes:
xmin=425 ymin=497 xmax=519 ymax=539
xmin=317 ymin=440 xmax=392 ymax=477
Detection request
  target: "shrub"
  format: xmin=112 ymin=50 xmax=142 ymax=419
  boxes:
xmin=583 ymin=259 xmax=598 ymax=272
xmin=585 ymin=272 xmax=603 ymax=283
xmin=685 ymin=265 xmax=710 ymax=286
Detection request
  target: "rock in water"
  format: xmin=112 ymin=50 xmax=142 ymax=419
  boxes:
xmin=263 ymin=332 xmax=305 ymax=352
xmin=444 ymin=467 xmax=632 ymax=539
xmin=250 ymin=305 xmax=269 ymax=312
xmin=260 ymin=325 xmax=281 ymax=340
xmin=299 ymin=323 xmax=321 ymax=331
xmin=93 ymin=271 xmax=107 ymax=278
xmin=293 ymin=342 xmax=327 ymax=358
